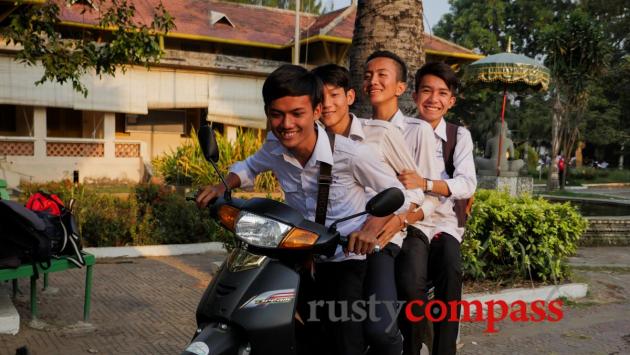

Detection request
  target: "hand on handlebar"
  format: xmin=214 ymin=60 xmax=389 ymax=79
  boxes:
xmin=375 ymin=214 xmax=406 ymax=248
xmin=195 ymin=184 xmax=225 ymax=208
xmin=345 ymin=230 xmax=378 ymax=256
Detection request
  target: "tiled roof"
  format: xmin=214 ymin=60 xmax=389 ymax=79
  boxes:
xmin=57 ymin=1 xmax=480 ymax=56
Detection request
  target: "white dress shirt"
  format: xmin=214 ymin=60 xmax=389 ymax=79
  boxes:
xmin=429 ymin=118 xmax=477 ymax=242
xmin=388 ymin=110 xmax=443 ymax=239
xmin=230 ymin=124 xmax=423 ymax=261
xmin=345 ymin=114 xmax=425 ymax=246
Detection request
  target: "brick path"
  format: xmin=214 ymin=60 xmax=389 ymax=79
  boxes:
xmin=0 ymin=253 xmax=224 ymax=355
xmin=3 ymin=248 xmax=630 ymax=354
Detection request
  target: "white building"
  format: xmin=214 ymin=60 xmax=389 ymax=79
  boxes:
xmin=0 ymin=1 xmax=482 ymax=187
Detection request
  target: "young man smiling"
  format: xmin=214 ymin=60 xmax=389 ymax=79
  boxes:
xmin=313 ymin=63 xmax=428 ymax=355
xmin=363 ymin=50 xmax=445 ymax=355
xmin=398 ymin=62 xmax=477 ymax=355
xmin=197 ymin=64 xmax=423 ymax=355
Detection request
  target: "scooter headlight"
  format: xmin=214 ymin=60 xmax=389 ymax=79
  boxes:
xmin=235 ymin=212 xmax=292 ymax=247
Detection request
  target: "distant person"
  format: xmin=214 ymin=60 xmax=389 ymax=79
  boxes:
xmin=558 ymin=155 xmax=565 ymax=187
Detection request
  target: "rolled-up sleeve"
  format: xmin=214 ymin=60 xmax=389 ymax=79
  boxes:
xmin=229 ymin=142 xmax=274 ymax=190
xmin=351 ymin=144 xmax=424 ymax=214
xmin=445 ymin=128 xmax=477 ymax=199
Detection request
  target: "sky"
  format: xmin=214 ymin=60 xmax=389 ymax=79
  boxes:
xmin=324 ymin=0 xmax=451 ymax=31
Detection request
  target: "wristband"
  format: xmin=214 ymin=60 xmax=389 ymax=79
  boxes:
xmin=398 ymin=214 xmax=408 ymax=230
xmin=425 ymin=179 xmax=433 ymax=193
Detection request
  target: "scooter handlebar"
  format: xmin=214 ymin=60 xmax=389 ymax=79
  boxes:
xmin=338 ymin=235 xmax=380 ymax=253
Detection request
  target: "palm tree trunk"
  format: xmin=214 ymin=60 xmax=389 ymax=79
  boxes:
xmin=349 ymin=0 xmax=425 ymax=117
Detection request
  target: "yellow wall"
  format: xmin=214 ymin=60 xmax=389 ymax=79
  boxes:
xmin=118 ymin=131 xmax=190 ymax=160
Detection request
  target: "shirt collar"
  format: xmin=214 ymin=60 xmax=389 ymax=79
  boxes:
xmin=434 ymin=118 xmax=448 ymax=142
xmin=268 ymin=124 xmax=334 ymax=167
xmin=311 ymin=124 xmax=334 ymax=166
xmin=348 ymin=113 xmax=366 ymax=142
xmin=389 ymin=109 xmax=407 ymax=132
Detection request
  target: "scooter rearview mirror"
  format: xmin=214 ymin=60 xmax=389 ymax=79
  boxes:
xmin=198 ymin=125 xmax=220 ymax=163
xmin=365 ymin=187 xmax=404 ymax=217
xmin=198 ymin=125 xmax=231 ymax=200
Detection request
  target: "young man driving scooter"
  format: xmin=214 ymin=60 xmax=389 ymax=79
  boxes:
xmin=197 ymin=64 xmax=423 ymax=355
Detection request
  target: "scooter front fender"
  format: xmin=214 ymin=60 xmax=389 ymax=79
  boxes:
xmin=196 ymin=255 xmax=300 ymax=355
xmin=181 ymin=323 xmax=241 ymax=355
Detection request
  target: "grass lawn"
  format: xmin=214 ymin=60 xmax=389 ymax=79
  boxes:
xmin=536 ymin=189 xmax=628 ymax=200
xmin=531 ymin=167 xmax=630 ymax=186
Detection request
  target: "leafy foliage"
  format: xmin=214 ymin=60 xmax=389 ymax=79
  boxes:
xmin=2 ymin=0 xmax=175 ymax=96
xmin=152 ymin=127 xmax=278 ymax=192
xmin=19 ymin=181 xmax=228 ymax=247
xmin=462 ymin=189 xmax=588 ymax=282
xmin=436 ymin=0 xmax=629 ymax=172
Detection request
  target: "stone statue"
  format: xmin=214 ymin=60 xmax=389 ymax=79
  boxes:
xmin=575 ymin=141 xmax=585 ymax=168
xmin=476 ymin=122 xmax=525 ymax=176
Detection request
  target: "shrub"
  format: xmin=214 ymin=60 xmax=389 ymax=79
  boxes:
xmin=526 ymin=146 xmax=539 ymax=171
xmin=18 ymin=181 xmax=229 ymax=247
xmin=153 ymin=127 xmax=278 ymax=192
xmin=570 ymin=167 xmax=603 ymax=180
xmin=462 ymin=189 xmax=588 ymax=282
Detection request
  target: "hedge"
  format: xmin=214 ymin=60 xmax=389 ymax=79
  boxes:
xmin=463 ymin=189 xmax=588 ymax=282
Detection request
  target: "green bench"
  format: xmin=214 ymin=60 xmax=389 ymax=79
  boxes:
xmin=0 ymin=179 xmax=9 ymax=200
xmin=0 ymin=252 xmax=95 ymax=321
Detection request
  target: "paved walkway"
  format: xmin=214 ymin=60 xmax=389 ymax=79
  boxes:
xmin=459 ymin=247 xmax=630 ymax=354
xmin=2 ymin=248 xmax=630 ymax=354
xmin=0 ymin=253 xmax=224 ymax=355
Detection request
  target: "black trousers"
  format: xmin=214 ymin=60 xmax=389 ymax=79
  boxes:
xmin=314 ymin=259 xmax=367 ymax=355
xmin=428 ymin=232 xmax=462 ymax=355
xmin=396 ymin=226 xmax=430 ymax=355
xmin=364 ymin=243 xmax=403 ymax=355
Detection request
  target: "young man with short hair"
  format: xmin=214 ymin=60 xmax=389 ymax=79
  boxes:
xmin=363 ymin=51 xmax=444 ymax=355
xmin=313 ymin=63 xmax=428 ymax=355
xmin=197 ymin=64 xmax=423 ymax=355
xmin=398 ymin=62 xmax=477 ymax=355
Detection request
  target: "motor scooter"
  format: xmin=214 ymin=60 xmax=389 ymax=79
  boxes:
xmin=181 ymin=126 xmax=403 ymax=355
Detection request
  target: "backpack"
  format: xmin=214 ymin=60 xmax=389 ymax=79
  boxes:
xmin=443 ymin=122 xmax=475 ymax=228
xmin=25 ymin=192 xmax=85 ymax=268
xmin=0 ymin=199 xmax=52 ymax=276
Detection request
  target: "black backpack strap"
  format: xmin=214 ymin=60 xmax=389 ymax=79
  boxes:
xmin=442 ymin=122 xmax=459 ymax=179
xmin=315 ymin=131 xmax=335 ymax=225
xmin=442 ymin=123 xmax=473 ymax=228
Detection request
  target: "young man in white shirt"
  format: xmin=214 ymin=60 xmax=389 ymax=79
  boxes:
xmin=313 ymin=63 xmax=426 ymax=355
xmin=197 ymin=64 xmax=423 ymax=355
xmin=363 ymin=50 xmax=443 ymax=355
xmin=398 ymin=62 xmax=477 ymax=355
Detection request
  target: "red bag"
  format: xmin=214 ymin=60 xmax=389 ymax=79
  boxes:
xmin=26 ymin=192 xmax=65 ymax=216
xmin=558 ymin=158 xmax=565 ymax=172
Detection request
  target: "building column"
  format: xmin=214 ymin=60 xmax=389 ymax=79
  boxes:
xmin=225 ymin=125 xmax=238 ymax=143
xmin=103 ymin=113 xmax=115 ymax=158
xmin=33 ymin=107 xmax=46 ymax=159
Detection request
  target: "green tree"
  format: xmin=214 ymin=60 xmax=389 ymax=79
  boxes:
xmin=541 ymin=8 xmax=611 ymax=187
xmin=434 ymin=0 xmax=572 ymax=57
xmin=1 ymin=0 xmax=175 ymax=96
xmin=434 ymin=0 xmax=570 ymax=151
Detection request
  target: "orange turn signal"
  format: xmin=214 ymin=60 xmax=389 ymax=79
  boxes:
xmin=279 ymin=228 xmax=319 ymax=249
xmin=218 ymin=205 xmax=240 ymax=231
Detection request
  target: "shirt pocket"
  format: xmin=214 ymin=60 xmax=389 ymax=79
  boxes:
xmin=279 ymin=179 xmax=299 ymax=196
xmin=326 ymin=183 xmax=348 ymax=219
